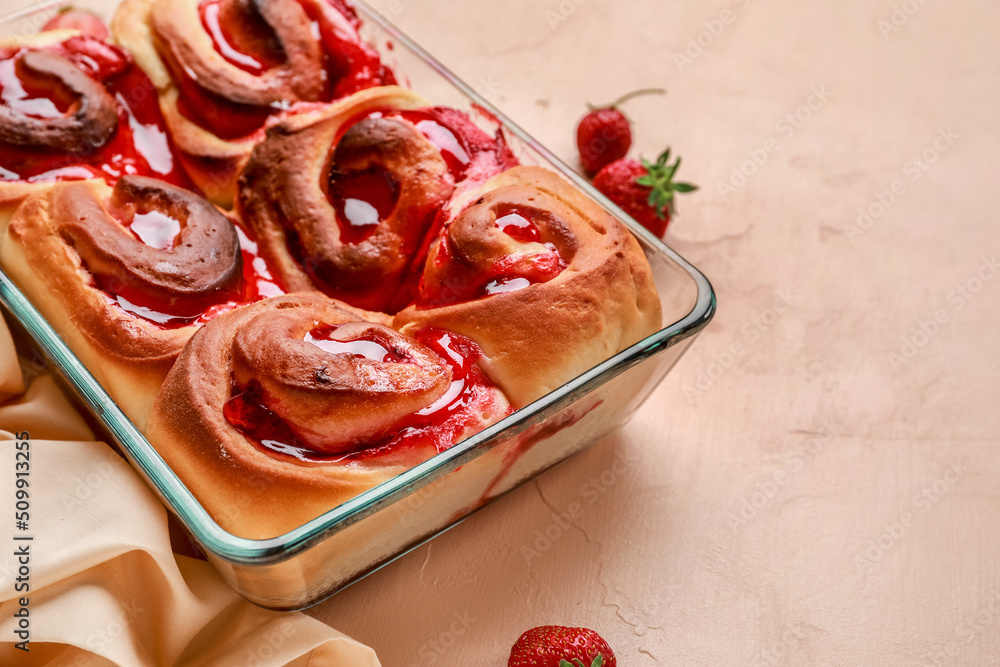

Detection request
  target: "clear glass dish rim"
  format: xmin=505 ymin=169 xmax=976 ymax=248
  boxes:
xmin=0 ymin=0 xmax=717 ymax=566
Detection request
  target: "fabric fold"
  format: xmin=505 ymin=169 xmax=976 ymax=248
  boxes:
xmin=0 ymin=315 xmax=380 ymax=666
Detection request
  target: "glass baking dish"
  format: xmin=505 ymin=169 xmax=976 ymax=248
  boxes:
xmin=0 ymin=0 xmax=716 ymax=610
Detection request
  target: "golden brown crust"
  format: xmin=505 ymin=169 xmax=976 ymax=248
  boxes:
xmin=0 ymin=31 xmax=118 ymax=225
xmin=0 ymin=179 xmax=244 ymax=428
xmin=152 ymin=0 xmax=323 ymax=107
xmin=394 ymin=166 xmax=663 ymax=408
xmin=237 ymin=86 xmax=450 ymax=312
xmin=157 ymin=87 xmax=257 ymax=207
xmin=5 ymin=6 xmax=669 ymax=545
xmin=113 ymin=0 xmax=243 ymax=203
xmin=0 ymin=51 xmax=118 ymax=153
xmin=0 ymin=182 xmax=52 ymax=237
xmin=110 ymin=0 xmax=375 ymax=208
xmin=110 ymin=0 xmax=172 ymax=88
xmin=147 ymin=292 xmax=509 ymax=538
xmin=110 ymin=0 xmax=273 ymax=207
xmin=58 ymin=176 xmax=243 ymax=313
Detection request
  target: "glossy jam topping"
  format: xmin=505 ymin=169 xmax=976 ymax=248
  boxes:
xmin=170 ymin=64 xmax=274 ymax=140
xmin=0 ymin=36 xmax=189 ymax=186
xmin=487 ymin=207 xmax=566 ymax=293
xmin=129 ymin=210 xmax=181 ymax=250
xmin=304 ymin=323 xmax=409 ymax=363
xmin=172 ymin=0 xmax=394 ymax=139
xmin=300 ymin=0 xmax=396 ymax=99
xmin=327 ymin=167 xmax=400 ymax=244
xmin=392 ymin=110 xmax=471 ymax=179
xmin=418 ymin=207 xmax=566 ymax=306
xmin=0 ymin=58 xmax=76 ymax=117
xmin=483 ymin=250 xmax=564 ymax=295
xmin=483 ymin=276 xmax=532 ymax=295
xmin=495 ymin=209 xmax=541 ymax=243
xmin=105 ymin=223 xmax=285 ymax=328
xmin=224 ymin=327 xmax=507 ymax=462
xmin=342 ymin=107 xmax=518 ymax=183
xmin=198 ymin=0 xmax=285 ymax=75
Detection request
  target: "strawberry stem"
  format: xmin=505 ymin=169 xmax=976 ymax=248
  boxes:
xmin=588 ymin=87 xmax=665 ymax=111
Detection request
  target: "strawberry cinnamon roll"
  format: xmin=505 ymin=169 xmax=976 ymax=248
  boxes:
xmin=0 ymin=176 xmax=282 ymax=427
xmin=394 ymin=166 xmax=663 ymax=408
xmin=111 ymin=0 xmax=395 ymax=206
xmin=237 ymin=86 xmax=517 ymax=313
xmin=147 ymin=292 xmax=511 ymax=538
xmin=0 ymin=28 xmax=188 ymax=231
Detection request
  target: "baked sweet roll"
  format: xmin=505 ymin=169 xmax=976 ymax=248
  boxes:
xmin=0 ymin=175 xmax=283 ymax=427
xmin=237 ymin=86 xmax=517 ymax=314
xmin=146 ymin=292 xmax=511 ymax=538
xmin=394 ymin=166 xmax=663 ymax=408
xmin=111 ymin=0 xmax=395 ymax=206
xmin=0 ymin=26 xmax=188 ymax=230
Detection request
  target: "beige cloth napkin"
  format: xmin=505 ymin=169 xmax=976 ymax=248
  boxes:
xmin=0 ymin=314 xmax=381 ymax=666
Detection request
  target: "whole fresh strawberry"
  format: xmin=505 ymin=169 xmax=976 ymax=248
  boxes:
xmin=576 ymin=88 xmax=664 ymax=174
xmin=507 ymin=625 xmax=616 ymax=667
xmin=592 ymin=148 xmax=697 ymax=237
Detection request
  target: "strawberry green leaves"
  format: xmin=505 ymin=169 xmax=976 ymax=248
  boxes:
xmin=636 ymin=148 xmax=698 ymax=220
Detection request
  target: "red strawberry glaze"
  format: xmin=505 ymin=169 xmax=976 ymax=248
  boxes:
xmin=299 ymin=0 xmax=397 ymax=99
xmin=473 ymin=399 xmax=603 ymax=512
xmin=198 ymin=0 xmax=284 ymax=76
xmin=393 ymin=107 xmax=517 ymax=182
xmin=335 ymin=106 xmax=518 ymax=184
xmin=102 ymin=219 xmax=285 ymax=329
xmin=417 ymin=207 xmax=566 ymax=307
xmin=165 ymin=45 xmax=274 ymax=141
xmin=171 ymin=0 xmax=395 ymax=140
xmin=327 ymin=165 xmax=401 ymax=244
xmin=223 ymin=327 xmax=510 ymax=462
xmin=392 ymin=109 xmax=473 ymax=180
xmin=304 ymin=324 xmax=409 ymax=363
xmin=494 ymin=209 xmax=541 ymax=243
xmin=0 ymin=36 xmax=189 ymax=187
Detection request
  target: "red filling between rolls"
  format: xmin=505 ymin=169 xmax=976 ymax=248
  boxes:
xmin=0 ymin=35 xmax=189 ymax=186
xmin=223 ymin=327 xmax=508 ymax=461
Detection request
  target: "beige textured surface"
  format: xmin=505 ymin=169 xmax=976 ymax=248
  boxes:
xmin=306 ymin=0 xmax=1000 ymax=665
